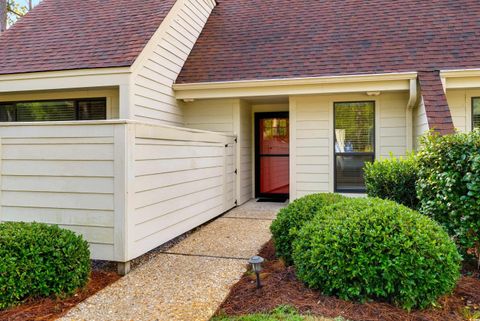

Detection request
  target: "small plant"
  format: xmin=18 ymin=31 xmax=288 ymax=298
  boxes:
xmin=417 ymin=130 xmax=480 ymax=265
xmin=461 ymin=306 xmax=480 ymax=321
xmin=270 ymin=193 xmax=346 ymax=264
xmin=364 ymin=153 xmax=419 ymax=209
xmin=292 ymin=198 xmax=461 ymax=310
xmin=213 ymin=305 xmax=340 ymax=321
xmin=0 ymin=222 xmax=91 ymax=309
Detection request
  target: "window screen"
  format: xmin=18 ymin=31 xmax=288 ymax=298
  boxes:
xmin=0 ymin=98 xmax=107 ymax=122
xmin=473 ymin=98 xmax=480 ymax=129
xmin=334 ymin=101 xmax=375 ymax=193
xmin=78 ymin=100 xmax=107 ymax=120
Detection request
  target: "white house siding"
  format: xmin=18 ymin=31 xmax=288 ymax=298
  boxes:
xmin=238 ymin=100 xmax=253 ymax=204
xmin=378 ymin=92 xmax=409 ymax=158
xmin=184 ymin=100 xmax=292 ymax=204
xmin=0 ymin=122 xmax=122 ymax=261
xmin=184 ymin=98 xmax=255 ymax=204
xmin=183 ymin=98 xmax=237 ymax=133
xmin=290 ymin=92 xmax=409 ymax=199
xmin=413 ymin=98 xmax=429 ymax=150
xmin=131 ymin=0 xmax=215 ymax=126
xmin=446 ymin=89 xmax=468 ymax=132
xmin=446 ymin=88 xmax=480 ymax=133
xmin=290 ymin=95 xmax=331 ymax=199
xmin=131 ymin=124 xmax=236 ymax=259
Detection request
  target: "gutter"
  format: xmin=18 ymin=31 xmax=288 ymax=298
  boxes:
xmin=174 ymin=72 xmax=418 ymax=100
xmin=407 ymin=78 xmax=418 ymax=109
xmin=174 ymin=72 xmax=418 ymax=91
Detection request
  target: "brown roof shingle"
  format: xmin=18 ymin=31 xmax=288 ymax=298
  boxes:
xmin=418 ymin=71 xmax=455 ymax=135
xmin=177 ymin=0 xmax=480 ymax=83
xmin=0 ymin=0 xmax=176 ymax=75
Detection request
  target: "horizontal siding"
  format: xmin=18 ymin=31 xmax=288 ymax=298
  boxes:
xmin=132 ymin=0 xmax=215 ymax=126
xmin=239 ymin=100 xmax=253 ymax=204
xmin=446 ymin=89 xmax=467 ymax=133
xmin=378 ymin=92 xmax=409 ymax=157
xmin=0 ymin=124 xmax=117 ymax=260
xmin=294 ymin=96 xmax=331 ymax=196
xmin=132 ymin=126 xmax=235 ymax=259
xmin=292 ymin=92 xmax=409 ymax=197
xmin=413 ymin=98 xmax=429 ymax=150
xmin=184 ymin=99 xmax=236 ymax=134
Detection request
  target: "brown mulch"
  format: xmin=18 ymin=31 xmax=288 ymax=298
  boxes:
xmin=0 ymin=270 xmax=120 ymax=321
xmin=217 ymin=240 xmax=480 ymax=321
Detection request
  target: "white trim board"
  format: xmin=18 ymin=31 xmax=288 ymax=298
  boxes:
xmin=174 ymin=73 xmax=417 ymax=100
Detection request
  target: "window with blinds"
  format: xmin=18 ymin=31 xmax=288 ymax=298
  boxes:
xmin=0 ymin=98 xmax=107 ymax=122
xmin=473 ymin=98 xmax=480 ymax=129
xmin=334 ymin=101 xmax=375 ymax=193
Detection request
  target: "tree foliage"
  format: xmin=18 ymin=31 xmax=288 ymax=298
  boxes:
xmin=1 ymin=0 xmax=39 ymax=32
xmin=416 ymin=130 xmax=480 ymax=265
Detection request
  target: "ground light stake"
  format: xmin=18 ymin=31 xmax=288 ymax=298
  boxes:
xmin=248 ymin=256 xmax=264 ymax=289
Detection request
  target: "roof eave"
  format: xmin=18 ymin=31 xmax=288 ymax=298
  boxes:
xmin=174 ymin=71 xmax=418 ymax=99
xmin=0 ymin=67 xmax=131 ymax=93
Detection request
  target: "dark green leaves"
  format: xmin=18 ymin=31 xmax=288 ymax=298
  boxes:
xmin=0 ymin=222 xmax=91 ymax=309
xmin=270 ymin=193 xmax=346 ymax=265
xmin=292 ymin=198 xmax=461 ymax=310
xmin=364 ymin=153 xmax=419 ymax=210
xmin=417 ymin=130 xmax=480 ymax=263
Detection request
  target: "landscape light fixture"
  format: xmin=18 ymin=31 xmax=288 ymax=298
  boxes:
xmin=248 ymin=255 xmax=264 ymax=289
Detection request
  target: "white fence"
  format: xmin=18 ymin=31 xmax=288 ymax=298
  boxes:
xmin=0 ymin=120 xmax=236 ymax=262
xmin=131 ymin=123 xmax=236 ymax=259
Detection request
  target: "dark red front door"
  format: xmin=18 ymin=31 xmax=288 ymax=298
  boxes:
xmin=255 ymin=112 xmax=289 ymax=198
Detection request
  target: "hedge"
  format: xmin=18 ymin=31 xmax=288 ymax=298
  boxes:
xmin=364 ymin=153 xmax=419 ymax=209
xmin=270 ymin=193 xmax=346 ymax=264
xmin=416 ymin=130 xmax=480 ymax=262
xmin=292 ymin=198 xmax=461 ymax=310
xmin=0 ymin=222 xmax=91 ymax=309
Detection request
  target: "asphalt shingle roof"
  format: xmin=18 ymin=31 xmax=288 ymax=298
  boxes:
xmin=177 ymin=0 xmax=480 ymax=83
xmin=418 ymin=71 xmax=455 ymax=134
xmin=0 ymin=0 xmax=176 ymax=75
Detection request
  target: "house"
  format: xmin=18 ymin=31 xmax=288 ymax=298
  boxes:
xmin=0 ymin=0 xmax=479 ymax=273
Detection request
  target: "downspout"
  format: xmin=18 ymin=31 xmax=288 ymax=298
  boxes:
xmin=406 ymin=78 xmax=418 ymax=152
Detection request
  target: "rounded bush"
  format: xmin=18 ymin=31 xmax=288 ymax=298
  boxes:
xmin=364 ymin=153 xmax=419 ymax=209
xmin=417 ymin=130 xmax=480 ymax=262
xmin=270 ymin=193 xmax=345 ymax=264
xmin=292 ymin=198 xmax=461 ymax=310
xmin=0 ymin=222 xmax=91 ymax=309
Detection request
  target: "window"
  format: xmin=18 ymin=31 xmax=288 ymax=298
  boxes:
xmin=0 ymin=98 xmax=107 ymax=122
xmin=334 ymin=101 xmax=375 ymax=193
xmin=473 ymin=98 xmax=480 ymax=129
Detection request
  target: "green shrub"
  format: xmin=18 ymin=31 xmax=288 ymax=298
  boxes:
xmin=270 ymin=193 xmax=346 ymax=264
xmin=416 ymin=130 xmax=480 ymax=262
xmin=0 ymin=222 xmax=91 ymax=309
xmin=292 ymin=198 xmax=461 ymax=310
xmin=364 ymin=154 xmax=419 ymax=209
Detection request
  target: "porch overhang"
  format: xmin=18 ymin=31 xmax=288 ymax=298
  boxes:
xmin=173 ymin=72 xmax=418 ymax=100
xmin=440 ymin=69 xmax=480 ymax=89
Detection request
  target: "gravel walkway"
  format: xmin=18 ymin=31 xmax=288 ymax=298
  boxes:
xmin=60 ymin=200 xmax=285 ymax=321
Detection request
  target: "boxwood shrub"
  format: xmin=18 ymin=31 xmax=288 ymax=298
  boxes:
xmin=364 ymin=153 xmax=419 ymax=209
xmin=0 ymin=222 xmax=91 ymax=309
xmin=292 ymin=198 xmax=461 ymax=310
xmin=270 ymin=193 xmax=345 ymax=264
xmin=417 ymin=130 xmax=480 ymax=263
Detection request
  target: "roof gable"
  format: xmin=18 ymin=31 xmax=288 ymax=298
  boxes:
xmin=177 ymin=0 xmax=480 ymax=83
xmin=0 ymin=0 xmax=177 ymax=75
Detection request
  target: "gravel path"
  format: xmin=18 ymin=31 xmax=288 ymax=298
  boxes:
xmin=60 ymin=200 xmax=285 ymax=321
